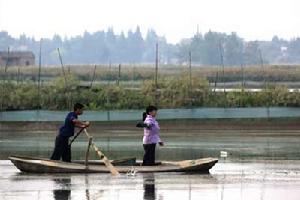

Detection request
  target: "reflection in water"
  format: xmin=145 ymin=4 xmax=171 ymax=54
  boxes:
xmin=53 ymin=177 xmax=71 ymax=200
xmin=143 ymin=173 xmax=156 ymax=200
xmin=85 ymin=175 xmax=90 ymax=200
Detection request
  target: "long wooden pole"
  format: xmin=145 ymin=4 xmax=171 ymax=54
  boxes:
xmin=84 ymin=129 xmax=119 ymax=175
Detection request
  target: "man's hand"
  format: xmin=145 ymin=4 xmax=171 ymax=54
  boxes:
xmin=79 ymin=121 xmax=90 ymax=128
xmin=84 ymin=121 xmax=90 ymax=128
xmin=159 ymin=141 xmax=164 ymax=146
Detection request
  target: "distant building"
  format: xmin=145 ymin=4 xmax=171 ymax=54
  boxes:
xmin=0 ymin=51 xmax=35 ymax=67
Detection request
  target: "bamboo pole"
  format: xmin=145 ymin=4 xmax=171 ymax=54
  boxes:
xmin=155 ymin=43 xmax=158 ymax=88
xmin=188 ymin=51 xmax=192 ymax=107
xmin=259 ymin=49 xmax=270 ymax=119
xmin=57 ymin=48 xmax=68 ymax=87
xmin=117 ymin=64 xmax=121 ymax=86
xmin=57 ymin=48 xmax=71 ymax=109
xmin=90 ymin=64 xmax=97 ymax=88
xmin=37 ymin=39 xmax=42 ymax=109
xmin=0 ymin=47 xmax=10 ymax=111
xmin=4 ymin=47 xmax=10 ymax=73
xmin=219 ymin=42 xmax=227 ymax=107
xmin=155 ymin=43 xmax=159 ymax=106
xmin=84 ymin=129 xmax=119 ymax=175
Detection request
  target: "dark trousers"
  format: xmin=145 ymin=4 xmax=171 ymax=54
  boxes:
xmin=143 ymin=143 xmax=156 ymax=166
xmin=50 ymin=135 xmax=71 ymax=162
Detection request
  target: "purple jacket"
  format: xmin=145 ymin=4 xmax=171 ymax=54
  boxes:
xmin=143 ymin=115 xmax=161 ymax=144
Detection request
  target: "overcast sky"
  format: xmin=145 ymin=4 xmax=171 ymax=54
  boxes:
xmin=0 ymin=0 xmax=300 ymax=43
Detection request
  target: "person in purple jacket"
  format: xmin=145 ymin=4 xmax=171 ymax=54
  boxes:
xmin=141 ymin=105 xmax=164 ymax=166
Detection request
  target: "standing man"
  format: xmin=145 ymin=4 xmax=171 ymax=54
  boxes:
xmin=50 ymin=103 xmax=90 ymax=162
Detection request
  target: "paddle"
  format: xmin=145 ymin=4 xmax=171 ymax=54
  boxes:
xmin=84 ymin=129 xmax=119 ymax=176
xmin=69 ymin=128 xmax=85 ymax=145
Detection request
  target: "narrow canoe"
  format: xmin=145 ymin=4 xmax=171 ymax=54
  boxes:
xmin=9 ymin=156 xmax=218 ymax=174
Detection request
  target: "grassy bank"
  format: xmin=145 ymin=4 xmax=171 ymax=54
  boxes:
xmin=3 ymin=64 xmax=300 ymax=83
xmin=2 ymin=64 xmax=300 ymax=111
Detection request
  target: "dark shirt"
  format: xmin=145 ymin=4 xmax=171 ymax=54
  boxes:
xmin=59 ymin=112 xmax=78 ymax=137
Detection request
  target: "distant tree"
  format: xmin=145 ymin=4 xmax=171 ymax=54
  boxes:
xmin=243 ymin=41 xmax=260 ymax=65
xmin=223 ymin=32 xmax=243 ymax=66
xmin=288 ymin=38 xmax=300 ymax=63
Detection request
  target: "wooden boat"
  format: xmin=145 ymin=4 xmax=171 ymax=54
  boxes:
xmin=9 ymin=156 xmax=218 ymax=174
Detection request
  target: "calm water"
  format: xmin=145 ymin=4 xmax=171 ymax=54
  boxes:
xmin=2 ymin=160 xmax=300 ymax=200
xmin=1 ymin=129 xmax=300 ymax=199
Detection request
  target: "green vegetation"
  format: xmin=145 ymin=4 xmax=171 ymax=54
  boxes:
xmin=4 ymin=64 xmax=300 ymax=84
xmin=2 ymin=65 xmax=300 ymax=111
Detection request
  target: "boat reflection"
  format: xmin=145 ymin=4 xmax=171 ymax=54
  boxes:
xmin=143 ymin=173 xmax=156 ymax=200
xmin=52 ymin=177 xmax=71 ymax=200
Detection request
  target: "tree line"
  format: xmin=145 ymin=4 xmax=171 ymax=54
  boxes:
xmin=0 ymin=27 xmax=300 ymax=66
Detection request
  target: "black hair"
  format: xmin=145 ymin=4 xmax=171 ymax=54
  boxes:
xmin=74 ymin=103 xmax=84 ymax=111
xmin=142 ymin=105 xmax=158 ymax=121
